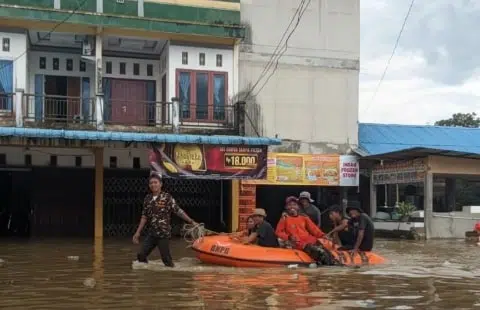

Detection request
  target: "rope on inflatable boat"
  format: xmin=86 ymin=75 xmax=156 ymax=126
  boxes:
xmin=182 ymin=223 xmax=223 ymax=245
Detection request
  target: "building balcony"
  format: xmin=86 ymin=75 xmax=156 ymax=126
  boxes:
xmin=12 ymin=92 xmax=242 ymax=134
xmin=0 ymin=0 xmax=243 ymax=42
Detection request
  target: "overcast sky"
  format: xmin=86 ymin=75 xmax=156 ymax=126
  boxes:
xmin=359 ymin=0 xmax=480 ymax=125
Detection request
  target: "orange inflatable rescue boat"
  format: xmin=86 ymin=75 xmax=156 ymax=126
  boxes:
xmin=192 ymin=235 xmax=386 ymax=268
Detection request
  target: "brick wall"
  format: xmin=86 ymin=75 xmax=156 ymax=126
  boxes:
xmin=238 ymin=182 xmax=257 ymax=231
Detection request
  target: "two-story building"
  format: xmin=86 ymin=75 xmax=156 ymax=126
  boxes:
xmin=0 ymin=0 xmax=281 ymax=239
xmin=234 ymin=0 xmax=361 ymax=230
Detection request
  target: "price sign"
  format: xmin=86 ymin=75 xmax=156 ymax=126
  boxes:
xmin=224 ymin=153 xmax=258 ymax=169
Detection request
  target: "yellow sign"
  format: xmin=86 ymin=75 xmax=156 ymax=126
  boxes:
xmin=244 ymin=153 xmax=341 ymax=186
xmin=224 ymin=153 xmax=258 ymax=169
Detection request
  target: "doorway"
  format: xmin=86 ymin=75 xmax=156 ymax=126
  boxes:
xmin=44 ymin=76 xmax=81 ymax=121
xmin=0 ymin=169 xmax=33 ymax=238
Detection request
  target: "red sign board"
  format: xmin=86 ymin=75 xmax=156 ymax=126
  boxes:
xmin=149 ymin=143 xmax=268 ymax=179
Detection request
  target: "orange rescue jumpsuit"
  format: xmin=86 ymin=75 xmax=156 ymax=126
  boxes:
xmin=276 ymin=214 xmax=325 ymax=250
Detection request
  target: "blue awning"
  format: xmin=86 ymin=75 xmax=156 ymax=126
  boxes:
xmin=359 ymin=123 xmax=480 ymax=158
xmin=0 ymin=127 xmax=282 ymax=146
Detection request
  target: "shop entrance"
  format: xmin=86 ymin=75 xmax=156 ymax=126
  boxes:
xmin=0 ymin=169 xmax=33 ymax=238
xmin=103 ymin=169 xmax=229 ymax=237
xmin=256 ymin=185 xmax=342 ymax=229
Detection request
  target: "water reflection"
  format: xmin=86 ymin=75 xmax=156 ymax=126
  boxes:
xmin=0 ymin=238 xmax=480 ymax=309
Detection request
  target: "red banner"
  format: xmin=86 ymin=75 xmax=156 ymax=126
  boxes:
xmin=149 ymin=143 xmax=268 ymax=179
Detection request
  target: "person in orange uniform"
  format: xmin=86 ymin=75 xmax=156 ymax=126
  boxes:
xmin=276 ymin=197 xmax=336 ymax=265
xmin=475 ymin=222 xmax=480 ymax=245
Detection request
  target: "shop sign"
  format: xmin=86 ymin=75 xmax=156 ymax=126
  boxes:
xmin=242 ymin=153 xmax=360 ymax=186
xmin=148 ymin=143 xmax=268 ymax=179
xmin=371 ymin=158 xmax=426 ymax=185
xmin=339 ymin=155 xmax=360 ymax=186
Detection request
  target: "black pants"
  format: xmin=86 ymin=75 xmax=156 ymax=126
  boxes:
xmin=304 ymin=243 xmax=339 ymax=266
xmin=137 ymin=235 xmax=174 ymax=267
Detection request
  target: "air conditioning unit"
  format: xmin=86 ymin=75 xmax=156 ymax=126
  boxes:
xmin=82 ymin=38 xmax=93 ymax=56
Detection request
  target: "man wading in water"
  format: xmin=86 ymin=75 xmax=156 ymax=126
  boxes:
xmin=133 ymin=174 xmax=197 ymax=267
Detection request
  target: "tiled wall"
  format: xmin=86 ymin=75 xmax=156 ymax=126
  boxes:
xmin=238 ymin=182 xmax=256 ymax=232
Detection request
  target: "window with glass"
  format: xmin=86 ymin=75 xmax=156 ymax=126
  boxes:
xmin=176 ymin=70 xmax=227 ymax=122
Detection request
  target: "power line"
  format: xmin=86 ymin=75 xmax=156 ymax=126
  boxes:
xmin=239 ymin=0 xmax=310 ymax=137
xmin=244 ymin=109 xmax=261 ymax=137
xmin=0 ymin=0 xmax=88 ymax=72
xmin=252 ymin=0 xmax=312 ymax=98
xmin=362 ymin=0 xmax=416 ymax=115
xmin=240 ymin=0 xmax=308 ymax=102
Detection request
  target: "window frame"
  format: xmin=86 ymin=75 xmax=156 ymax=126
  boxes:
xmin=175 ymin=69 xmax=228 ymax=123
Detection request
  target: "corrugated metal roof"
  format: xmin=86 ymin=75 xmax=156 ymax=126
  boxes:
xmin=0 ymin=127 xmax=282 ymax=146
xmin=359 ymin=123 xmax=480 ymax=156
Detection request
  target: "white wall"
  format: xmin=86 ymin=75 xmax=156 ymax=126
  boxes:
xmin=240 ymin=0 xmax=360 ymax=153
xmin=168 ymin=44 xmax=234 ymax=103
xmin=102 ymin=56 xmax=159 ymax=81
xmin=0 ymin=146 xmax=151 ymax=168
xmin=0 ymin=32 xmax=27 ymax=92
xmin=28 ymin=51 xmax=96 ymax=96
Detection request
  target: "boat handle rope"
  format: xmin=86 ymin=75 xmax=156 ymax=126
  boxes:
xmin=182 ymin=223 xmax=229 ymax=247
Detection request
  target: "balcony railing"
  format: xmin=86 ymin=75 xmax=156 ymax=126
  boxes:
xmin=23 ymin=94 xmax=96 ymax=128
xmin=0 ymin=93 xmax=15 ymax=120
xmin=15 ymin=93 xmax=243 ymax=134
xmin=179 ymin=103 xmax=235 ymax=128
xmin=104 ymin=99 xmax=172 ymax=127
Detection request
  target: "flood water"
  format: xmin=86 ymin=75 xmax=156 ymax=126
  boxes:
xmin=0 ymin=238 xmax=479 ymax=310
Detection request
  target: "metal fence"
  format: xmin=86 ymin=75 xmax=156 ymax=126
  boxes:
xmin=23 ymin=94 xmax=96 ymax=124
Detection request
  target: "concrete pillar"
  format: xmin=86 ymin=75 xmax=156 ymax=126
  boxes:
xmin=96 ymin=0 xmax=103 ymax=13
xmin=424 ymin=171 xmax=433 ymax=239
xmin=235 ymin=101 xmax=246 ymax=136
xmin=95 ymin=34 xmax=104 ymax=130
xmin=54 ymin=0 xmax=60 ymax=9
xmin=171 ymin=97 xmax=180 ymax=133
xmin=94 ymin=147 xmax=104 ymax=239
xmin=138 ymin=0 xmax=144 ymax=17
xmin=230 ymin=180 xmax=240 ymax=232
xmin=15 ymin=88 xmax=23 ymax=127
xmin=233 ymin=41 xmax=240 ymax=97
xmin=93 ymin=237 xmax=104 ymax=285
xmin=369 ymin=173 xmax=377 ymax=217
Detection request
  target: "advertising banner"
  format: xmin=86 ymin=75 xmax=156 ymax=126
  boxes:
xmin=339 ymin=155 xmax=360 ymax=186
xmin=149 ymin=143 xmax=268 ymax=179
xmin=242 ymin=153 xmax=359 ymax=186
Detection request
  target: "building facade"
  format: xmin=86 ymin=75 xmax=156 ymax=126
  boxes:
xmin=0 ymin=0 xmax=284 ymax=239
xmin=233 ymin=0 xmax=361 ymax=231
xmin=240 ymin=0 xmax=360 ymax=154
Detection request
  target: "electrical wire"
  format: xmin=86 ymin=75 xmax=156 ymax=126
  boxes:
xmin=241 ymin=0 xmax=308 ymax=102
xmin=239 ymin=0 xmax=310 ymax=137
xmin=252 ymin=0 xmax=312 ymax=98
xmin=0 ymin=0 xmax=89 ymax=72
xmin=362 ymin=0 xmax=416 ymax=115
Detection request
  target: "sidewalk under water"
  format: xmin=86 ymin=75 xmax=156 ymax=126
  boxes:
xmin=0 ymin=238 xmax=479 ymax=309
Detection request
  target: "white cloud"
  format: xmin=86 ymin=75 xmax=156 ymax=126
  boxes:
xmin=359 ymin=0 xmax=480 ymax=125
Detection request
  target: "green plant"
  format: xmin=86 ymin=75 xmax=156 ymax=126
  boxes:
xmin=397 ymin=201 xmax=416 ymax=221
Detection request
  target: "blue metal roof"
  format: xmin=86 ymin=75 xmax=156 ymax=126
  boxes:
xmin=0 ymin=127 xmax=282 ymax=146
xmin=359 ymin=123 xmax=480 ymax=156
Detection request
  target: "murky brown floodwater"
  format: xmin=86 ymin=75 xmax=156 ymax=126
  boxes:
xmin=0 ymin=238 xmax=479 ymax=310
